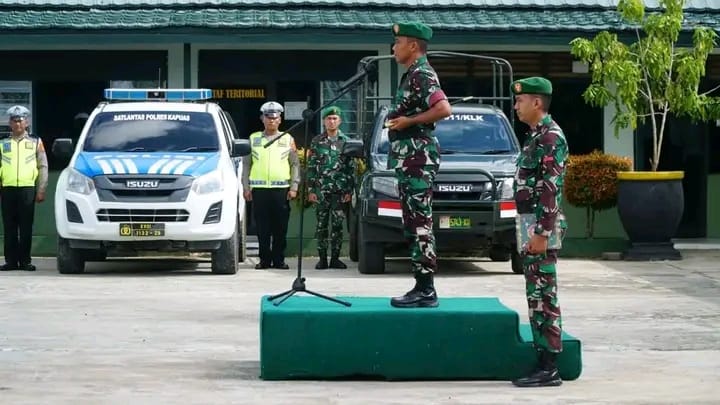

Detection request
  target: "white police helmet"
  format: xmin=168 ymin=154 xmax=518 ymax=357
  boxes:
xmin=6 ymin=105 xmax=30 ymax=120
xmin=260 ymin=101 xmax=284 ymax=118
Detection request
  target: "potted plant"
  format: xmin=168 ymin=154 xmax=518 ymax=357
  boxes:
xmin=569 ymin=0 xmax=720 ymax=260
xmin=565 ymin=151 xmax=633 ymax=238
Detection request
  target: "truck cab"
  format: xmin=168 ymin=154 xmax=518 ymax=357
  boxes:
xmin=52 ymin=88 xmax=251 ymax=274
xmin=347 ymin=51 xmax=523 ymax=274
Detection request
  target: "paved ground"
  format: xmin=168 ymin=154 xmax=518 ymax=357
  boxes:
xmin=1 ymin=250 xmax=719 ymax=404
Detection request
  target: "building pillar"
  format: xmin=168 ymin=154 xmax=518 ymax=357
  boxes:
xmin=167 ymin=44 xmax=184 ymax=88
xmin=603 ymin=86 xmax=634 ymax=166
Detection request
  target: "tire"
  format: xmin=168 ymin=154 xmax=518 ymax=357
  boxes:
xmin=358 ymin=221 xmax=385 ymax=274
xmin=511 ymin=248 xmax=524 ymax=274
xmin=57 ymin=236 xmax=86 ymax=274
xmin=212 ymin=224 xmax=239 ymax=274
xmin=489 ymin=245 xmax=511 ymax=262
xmin=237 ymin=217 xmax=247 ymax=263
xmin=348 ymin=213 xmax=359 ymax=262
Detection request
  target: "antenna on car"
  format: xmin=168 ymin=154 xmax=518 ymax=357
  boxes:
xmin=450 ymin=96 xmax=474 ymax=105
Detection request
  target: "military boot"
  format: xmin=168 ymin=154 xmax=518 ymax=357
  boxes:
xmin=512 ymin=350 xmax=563 ymax=387
xmin=329 ymin=255 xmax=347 ymax=269
xmin=315 ymin=252 xmax=329 ymax=270
xmin=390 ymin=272 xmax=438 ymax=308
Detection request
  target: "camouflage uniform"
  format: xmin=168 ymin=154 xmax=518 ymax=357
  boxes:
xmin=513 ymin=101 xmax=568 ymax=354
xmin=387 ymin=53 xmax=447 ymax=276
xmin=307 ymin=129 xmax=354 ymax=261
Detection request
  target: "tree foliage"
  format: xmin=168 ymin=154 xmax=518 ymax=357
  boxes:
xmin=570 ymin=0 xmax=720 ymax=171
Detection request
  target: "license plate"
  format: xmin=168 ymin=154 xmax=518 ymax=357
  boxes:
xmin=119 ymin=223 xmax=165 ymax=237
xmin=439 ymin=216 xmax=471 ymax=229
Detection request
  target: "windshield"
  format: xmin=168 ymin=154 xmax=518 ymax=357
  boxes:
xmin=376 ymin=112 xmax=516 ymax=154
xmin=82 ymin=111 xmax=219 ymax=152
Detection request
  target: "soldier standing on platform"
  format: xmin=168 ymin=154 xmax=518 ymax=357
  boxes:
xmin=306 ymin=106 xmax=355 ymax=270
xmin=510 ymin=77 xmax=568 ymax=387
xmin=384 ymin=22 xmax=452 ymax=308
xmin=0 ymin=106 xmax=49 ymax=271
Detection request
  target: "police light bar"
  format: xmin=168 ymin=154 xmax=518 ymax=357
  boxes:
xmin=103 ymin=88 xmax=213 ymax=101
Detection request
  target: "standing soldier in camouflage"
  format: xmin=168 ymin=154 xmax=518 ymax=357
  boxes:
xmin=307 ymin=106 xmax=355 ymax=270
xmin=385 ymin=22 xmax=452 ymax=308
xmin=510 ymin=77 xmax=568 ymax=387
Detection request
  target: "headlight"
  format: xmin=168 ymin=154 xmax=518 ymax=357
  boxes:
xmin=497 ymin=177 xmax=515 ymax=200
xmin=372 ymin=176 xmax=399 ymax=198
xmin=192 ymin=170 xmax=224 ymax=195
xmin=67 ymin=169 xmax=95 ymax=195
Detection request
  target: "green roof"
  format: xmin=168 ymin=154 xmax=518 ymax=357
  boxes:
xmin=0 ymin=1 xmax=717 ymax=32
xmin=0 ymin=0 xmax=717 ymax=9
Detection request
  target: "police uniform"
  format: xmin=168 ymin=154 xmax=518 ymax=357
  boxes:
xmin=510 ymin=77 xmax=568 ymax=387
xmin=0 ymin=106 xmax=49 ymax=271
xmin=241 ymin=102 xmax=301 ymax=269
xmin=386 ymin=22 xmax=450 ymax=308
xmin=306 ymin=106 xmax=354 ymax=269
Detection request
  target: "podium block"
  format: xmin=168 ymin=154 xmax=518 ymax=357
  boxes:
xmin=260 ymin=296 xmax=582 ymax=381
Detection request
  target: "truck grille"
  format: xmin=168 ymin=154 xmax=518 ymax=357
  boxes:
xmin=94 ymin=175 xmax=192 ymax=203
xmin=96 ymin=209 xmax=190 ymax=223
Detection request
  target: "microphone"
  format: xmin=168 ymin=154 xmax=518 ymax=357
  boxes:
xmin=338 ymin=62 xmax=377 ymax=92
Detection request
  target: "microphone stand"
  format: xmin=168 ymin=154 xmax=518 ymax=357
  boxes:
xmin=266 ymin=65 xmax=376 ymax=307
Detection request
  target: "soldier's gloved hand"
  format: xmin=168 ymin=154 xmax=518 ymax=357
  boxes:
xmin=243 ymin=190 xmax=252 ymax=202
xmin=308 ymin=193 xmax=318 ymax=203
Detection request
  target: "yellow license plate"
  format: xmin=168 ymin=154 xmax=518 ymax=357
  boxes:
xmin=119 ymin=223 xmax=165 ymax=237
xmin=439 ymin=216 xmax=471 ymax=229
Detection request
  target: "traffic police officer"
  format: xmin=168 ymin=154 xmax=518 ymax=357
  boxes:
xmin=306 ymin=106 xmax=354 ymax=270
xmin=510 ymin=77 xmax=568 ymax=387
xmin=0 ymin=106 xmax=49 ymax=271
xmin=241 ymin=101 xmax=301 ymax=270
xmin=385 ymin=22 xmax=452 ymax=308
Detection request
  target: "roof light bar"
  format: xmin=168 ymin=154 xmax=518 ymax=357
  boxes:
xmin=103 ymin=88 xmax=213 ymax=101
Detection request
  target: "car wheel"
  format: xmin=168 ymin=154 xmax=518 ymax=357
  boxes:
xmin=348 ymin=212 xmax=359 ymax=262
xmin=358 ymin=221 xmax=385 ymax=274
xmin=57 ymin=236 xmax=86 ymax=274
xmin=237 ymin=217 xmax=247 ymax=263
xmin=511 ymin=248 xmax=524 ymax=274
xmin=489 ymin=245 xmax=511 ymax=262
xmin=212 ymin=224 xmax=239 ymax=274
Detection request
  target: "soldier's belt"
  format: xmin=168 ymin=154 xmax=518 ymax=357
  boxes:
xmin=388 ymin=127 xmax=431 ymax=142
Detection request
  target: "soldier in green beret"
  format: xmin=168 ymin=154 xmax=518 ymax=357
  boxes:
xmin=385 ymin=21 xmax=452 ymax=308
xmin=306 ymin=105 xmax=355 ymax=269
xmin=510 ymin=76 xmax=569 ymax=387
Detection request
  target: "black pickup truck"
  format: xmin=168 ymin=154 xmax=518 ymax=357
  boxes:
xmin=346 ymin=51 xmax=523 ymax=274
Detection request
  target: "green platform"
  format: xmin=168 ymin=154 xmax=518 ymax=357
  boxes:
xmin=259 ymin=296 xmax=582 ymax=381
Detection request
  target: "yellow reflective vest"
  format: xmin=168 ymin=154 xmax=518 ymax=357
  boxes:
xmin=248 ymin=131 xmax=292 ymax=188
xmin=1 ymin=135 xmax=39 ymax=187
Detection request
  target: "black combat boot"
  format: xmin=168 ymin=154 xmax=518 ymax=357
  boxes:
xmin=512 ymin=350 xmax=563 ymax=387
xmin=315 ymin=254 xmax=329 ymax=270
xmin=329 ymin=255 xmax=347 ymax=269
xmin=390 ymin=272 xmax=438 ymax=308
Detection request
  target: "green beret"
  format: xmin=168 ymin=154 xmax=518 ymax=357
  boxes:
xmin=392 ymin=22 xmax=433 ymax=42
xmin=322 ymin=106 xmax=342 ymax=119
xmin=511 ymin=77 xmax=553 ymax=96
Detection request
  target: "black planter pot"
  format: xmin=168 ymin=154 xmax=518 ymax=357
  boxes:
xmin=616 ymin=171 xmax=684 ymax=261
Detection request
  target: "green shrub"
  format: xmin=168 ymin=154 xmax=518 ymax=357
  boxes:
xmin=565 ymin=151 xmax=632 ymax=238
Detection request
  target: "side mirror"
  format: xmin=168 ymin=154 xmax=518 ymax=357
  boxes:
xmin=52 ymin=138 xmax=75 ymax=159
xmin=342 ymin=139 xmax=364 ymax=158
xmin=231 ymin=139 xmax=251 ymax=157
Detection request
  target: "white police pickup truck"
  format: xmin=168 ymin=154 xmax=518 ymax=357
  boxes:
xmin=52 ymin=88 xmax=251 ymax=274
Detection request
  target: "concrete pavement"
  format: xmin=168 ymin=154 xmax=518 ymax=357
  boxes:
xmin=0 ymin=251 xmax=718 ymax=404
